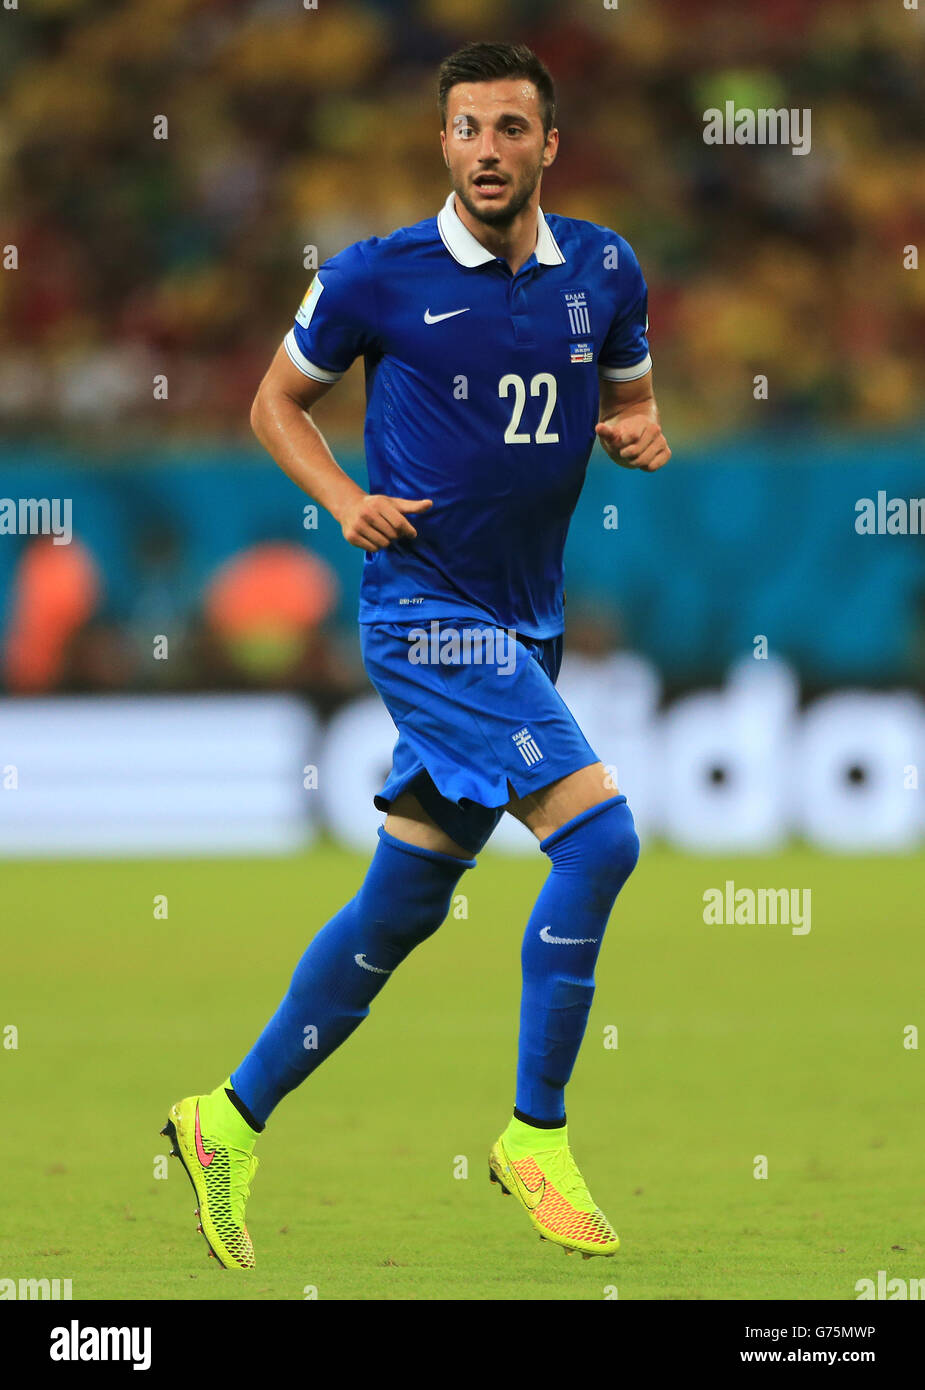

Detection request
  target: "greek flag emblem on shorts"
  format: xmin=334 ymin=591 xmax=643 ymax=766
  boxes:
xmin=512 ymin=726 xmax=544 ymax=766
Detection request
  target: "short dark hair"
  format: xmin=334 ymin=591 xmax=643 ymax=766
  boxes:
xmin=437 ymin=41 xmax=556 ymax=138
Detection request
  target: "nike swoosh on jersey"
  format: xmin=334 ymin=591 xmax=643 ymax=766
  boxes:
xmin=424 ymin=307 xmax=471 ymax=323
xmin=539 ymin=925 xmax=600 ymax=945
xmin=194 ymin=1103 xmax=216 ymax=1168
xmin=354 ymin=952 xmax=391 ymax=974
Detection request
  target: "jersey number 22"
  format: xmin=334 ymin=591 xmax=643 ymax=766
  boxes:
xmin=499 ymin=373 xmax=559 ymax=444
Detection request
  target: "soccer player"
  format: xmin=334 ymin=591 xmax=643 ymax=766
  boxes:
xmin=162 ymin=40 xmax=670 ymax=1268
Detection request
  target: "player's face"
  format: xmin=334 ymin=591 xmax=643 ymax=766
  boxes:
xmin=441 ymin=79 xmax=557 ymax=228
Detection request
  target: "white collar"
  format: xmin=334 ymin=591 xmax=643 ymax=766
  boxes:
xmin=437 ymin=190 xmax=565 ymax=267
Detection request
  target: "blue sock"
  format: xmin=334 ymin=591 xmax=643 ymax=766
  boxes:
xmin=515 ymin=795 xmax=639 ymax=1125
xmin=231 ymin=826 xmax=475 ymax=1125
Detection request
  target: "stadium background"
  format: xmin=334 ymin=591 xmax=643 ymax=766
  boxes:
xmin=2 ymin=0 xmax=924 ymax=854
xmin=2 ymin=0 xmax=924 ymax=1303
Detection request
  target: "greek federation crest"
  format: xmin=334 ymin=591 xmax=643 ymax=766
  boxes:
xmin=561 ymin=288 xmax=591 ymax=336
xmin=512 ymin=726 xmax=544 ymax=766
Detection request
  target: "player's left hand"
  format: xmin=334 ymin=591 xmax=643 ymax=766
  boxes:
xmin=595 ymin=415 xmax=671 ymax=472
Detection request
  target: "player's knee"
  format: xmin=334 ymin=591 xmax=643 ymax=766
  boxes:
xmin=544 ymin=794 xmax=640 ymax=895
xmin=356 ymin=830 xmax=471 ymax=956
xmin=381 ymin=878 xmax=461 ymax=953
xmin=602 ymin=797 xmax=640 ymax=884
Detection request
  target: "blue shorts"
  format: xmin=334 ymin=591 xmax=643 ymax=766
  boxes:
xmin=359 ymin=617 xmax=600 ymax=855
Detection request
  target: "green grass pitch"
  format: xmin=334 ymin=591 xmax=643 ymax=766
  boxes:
xmin=2 ymin=842 xmax=922 ymax=1301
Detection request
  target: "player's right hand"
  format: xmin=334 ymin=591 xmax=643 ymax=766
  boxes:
xmin=340 ymin=494 xmax=433 ymax=552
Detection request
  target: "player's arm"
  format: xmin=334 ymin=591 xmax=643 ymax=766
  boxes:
xmin=250 ymin=342 xmax=432 ymax=552
xmin=595 ymin=369 xmax=671 ymax=473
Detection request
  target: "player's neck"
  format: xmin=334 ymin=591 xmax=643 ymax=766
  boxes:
xmin=452 ymin=193 xmax=540 ymax=276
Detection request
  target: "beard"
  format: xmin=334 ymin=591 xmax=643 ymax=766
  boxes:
xmin=453 ymin=157 xmax=545 ymax=228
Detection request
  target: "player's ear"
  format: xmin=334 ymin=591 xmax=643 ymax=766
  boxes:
xmin=543 ymin=128 xmax=559 ymax=168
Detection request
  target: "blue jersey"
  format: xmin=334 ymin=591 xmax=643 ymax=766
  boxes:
xmin=285 ymin=191 xmax=651 ymax=639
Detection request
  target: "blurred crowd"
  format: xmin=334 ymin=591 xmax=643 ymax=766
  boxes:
xmin=0 ymin=529 xmax=629 ymax=700
xmin=1 ymin=0 xmax=923 ymax=447
xmin=2 ymin=530 xmax=368 ymax=705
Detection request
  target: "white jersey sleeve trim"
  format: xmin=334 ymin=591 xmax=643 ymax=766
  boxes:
xmin=598 ymin=353 xmax=652 ymax=383
xmin=284 ymin=329 xmax=343 ymax=383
